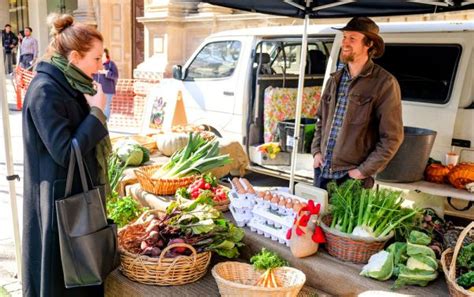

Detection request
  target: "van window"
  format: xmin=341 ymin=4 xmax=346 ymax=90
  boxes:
xmin=270 ymin=41 xmax=332 ymax=75
xmin=375 ymin=44 xmax=461 ymax=104
xmin=185 ymin=40 xmax=241 ymax=80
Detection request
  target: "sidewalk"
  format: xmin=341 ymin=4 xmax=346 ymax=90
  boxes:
xmin=0 ymin=76 xmax=24 ymax=297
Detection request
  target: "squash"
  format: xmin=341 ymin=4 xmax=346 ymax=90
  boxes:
xmin=155 ymin=133 xmax=188 ymax=156
xmin=447 ymin=163 xmax=474 ymax=189
xmin=425 ymin=163 xmax=451 ymax=184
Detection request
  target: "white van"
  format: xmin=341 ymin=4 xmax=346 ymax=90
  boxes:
xmin=170 ymin=20 xmax=473 ymax=179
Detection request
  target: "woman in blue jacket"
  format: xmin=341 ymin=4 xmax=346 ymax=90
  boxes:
xmin=94 ymin=48 xmax=119 ymax=119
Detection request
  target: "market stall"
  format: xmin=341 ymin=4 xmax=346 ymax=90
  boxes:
xmin=102 ymin=128 xmax=473 ymax=296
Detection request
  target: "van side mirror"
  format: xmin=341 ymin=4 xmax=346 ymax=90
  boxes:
xmin=172 ymin=65 xmax=183 ymax=80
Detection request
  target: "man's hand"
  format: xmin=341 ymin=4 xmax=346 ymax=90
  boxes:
xmin=313 ymin=153 xmax=323 ymax=168
xmin=348 ymin=168 xmax=366 ymax=180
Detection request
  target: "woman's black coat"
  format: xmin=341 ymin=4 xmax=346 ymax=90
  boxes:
xmin=22 ymin=62 xmax=108 ymax=297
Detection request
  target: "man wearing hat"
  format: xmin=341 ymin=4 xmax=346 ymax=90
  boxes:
xmin=311 ymin=17 xmax=404 ymax=189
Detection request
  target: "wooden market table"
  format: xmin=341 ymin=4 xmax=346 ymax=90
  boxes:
xmin=114 ymin=186 xmax=450 ymax=297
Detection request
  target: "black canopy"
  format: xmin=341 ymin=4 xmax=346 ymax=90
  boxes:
xmin=203 ymin=0 xmax=474 ymax=19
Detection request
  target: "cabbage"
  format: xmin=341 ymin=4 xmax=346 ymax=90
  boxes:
xmin=408 ymin=230 xmax=431 ymax=245
xmin=406 ymin=254 xmax=438 ymax=272
xmin=407 ymin=242 xmax=436 ymax=259
xmin=393 ymin=264 xmax=438 ymax=288
xmin=360 ymin=251 xmax=394 ymax=281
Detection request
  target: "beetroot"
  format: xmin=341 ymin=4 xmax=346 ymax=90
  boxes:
xmin=142 ymin=246 xmax=161 ymax=257
xmin=168 ymin=238 xmax=187 ymax=254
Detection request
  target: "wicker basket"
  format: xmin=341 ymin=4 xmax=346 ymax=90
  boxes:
xmin=320 ymin=216 xmax=393 ymax=263
xmin=120 ymin=242 xmax=211 ymax=286
xmin=134 ymin=164 xmax=196 ymax=195
xmin=214 ymin=199 xmax=230 ymax=212
xmin=441 ymin=222 xmax=474 ymax=297
xmin=212 ymin=262 xmax=306 ymax=297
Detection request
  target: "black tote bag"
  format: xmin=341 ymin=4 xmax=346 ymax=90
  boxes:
xmin=55 ymin=139 xmax=120 ymax=288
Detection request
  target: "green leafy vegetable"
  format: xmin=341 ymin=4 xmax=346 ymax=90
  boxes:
xmin=457 ymin=271 xmax=474 ymax=289
xmin=107 ymin=196 xmax=147 ymax=227
xmin=328 ymin=180 xmax=421 ymax=239
xmin=250 ymin=248 xmax=288 ymax=271
xmin=408 ymin=230 xmax=431 ymax=245
xmin=406 ymin=254 xmax=438 ymax=272
xmin=152 ymin=132 xmax=232 ymax=178
xmin=393 ymin=264 xmax=438 ymax=289
xmin=407 ymin=242 xmax=436 ymax=259
xmin=457 ymin=243 xmax=474 ymax=270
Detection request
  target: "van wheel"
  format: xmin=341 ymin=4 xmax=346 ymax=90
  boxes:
xmin=201 ymin=125 xmax=222 ymax=137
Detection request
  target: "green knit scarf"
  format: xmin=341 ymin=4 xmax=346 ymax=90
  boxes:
xmin=50 ymin=53 xmax=112 ymax=197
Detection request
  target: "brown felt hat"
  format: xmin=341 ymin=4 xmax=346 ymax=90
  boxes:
xmin=333 ymin=17 xmax=385 ymax=59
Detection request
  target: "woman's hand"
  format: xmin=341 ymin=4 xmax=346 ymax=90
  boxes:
xmin=84 ymin=82 xmax=106 ymax=111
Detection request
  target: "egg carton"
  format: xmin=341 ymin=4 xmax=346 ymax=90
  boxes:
xmin=253 ymin=191 xmax=309 ymax=226
xmin=247 ymin=217 xmax=290 ymax=246
xmin=252 ymin=204 xmax=296 ymax=230
xmin=229 ymin=204 xmax=253 ymax=227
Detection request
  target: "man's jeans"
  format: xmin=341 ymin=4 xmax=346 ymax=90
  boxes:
xmin=104 ymin=93 xmax=114 ymax=119
xmin=313 ymin=167 xmax=375 ymax=190
xmin=20 ymin=53 xmax=34 ymax=69
xmin=313 ymin=167 xmax=350 ymax=190
xmin=3 ymin=50 xmax=13 ymax=74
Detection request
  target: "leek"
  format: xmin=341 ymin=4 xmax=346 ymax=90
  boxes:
xmin=151 ymin=132 xmax=232 ymax=179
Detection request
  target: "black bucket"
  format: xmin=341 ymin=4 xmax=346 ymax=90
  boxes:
xmin=376 ymin=126 xmax=437 ymax=183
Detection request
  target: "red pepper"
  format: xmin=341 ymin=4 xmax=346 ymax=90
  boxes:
xmin=312 ymin=226 xmax=326 ymax=243
xmin=286 ymin=228 xmax=292 ymax=239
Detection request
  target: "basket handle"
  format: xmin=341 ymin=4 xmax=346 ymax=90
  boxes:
xmin=134 ymin=167 xmax=153 ymax=184
xmin=449 ymin=221 xmax=474 ymax=279
xmin=157 ymin=242 xmax=198 ymax=269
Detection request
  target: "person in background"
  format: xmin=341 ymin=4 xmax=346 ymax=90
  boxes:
xmin=311 ymin=17 xmax=404 ymax=190
xmin=22 ymin=13 xmax=110 ymax=297
xmin=2 ymin=24 xmax=18 ymax=74
xmin=93 ymin=48 xmax=118 ymax=119
xmin=19 ymin=26 xmax=39 ymax=69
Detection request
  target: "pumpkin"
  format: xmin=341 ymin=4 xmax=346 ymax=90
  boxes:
xmin=425 ymin=163 xmax=451 ymax=184
xmin=155 ymin=133 xmax=188 ymax=156
xmin=447 ymin=163 xmax=474 ymax=189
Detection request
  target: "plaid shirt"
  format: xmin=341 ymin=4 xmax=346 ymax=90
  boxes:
xmin=321 ymin=65 xmax=351 ymax=179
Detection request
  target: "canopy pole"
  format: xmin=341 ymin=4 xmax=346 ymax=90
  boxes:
xmin=289 ymin=7 xmax=310 ymax=194
xmin=0 ymin=49 xmax=22 ymax=280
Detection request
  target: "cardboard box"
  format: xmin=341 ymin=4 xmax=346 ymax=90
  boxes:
xmin=249 ymin=145 xmax=291 ymax=166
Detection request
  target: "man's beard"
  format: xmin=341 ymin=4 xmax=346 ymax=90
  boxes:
xmin=340 ymin=51 xmax=354 ymax=64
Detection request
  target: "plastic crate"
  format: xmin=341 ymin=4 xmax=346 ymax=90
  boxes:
xmin=277 ymin=118 xmax=316 ymax=153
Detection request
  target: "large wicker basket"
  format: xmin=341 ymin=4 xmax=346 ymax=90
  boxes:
xmin=134 ymin=164 xmax=196 ymax=195
xmin=212 ymin=262 xmax=306 ymax=297
xmin=120 ymin=242 xmax=211 ymax=286
xmin=320 ymin=216 xmax=393 ymax=263
xmin=441 ymin=222 xmax=474 ymax=297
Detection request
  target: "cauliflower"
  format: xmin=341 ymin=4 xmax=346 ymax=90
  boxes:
xmin=116 ymin=141 xmax=144 ymax=166
xmin=360 ymin=250 xmax=394 ymax=281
